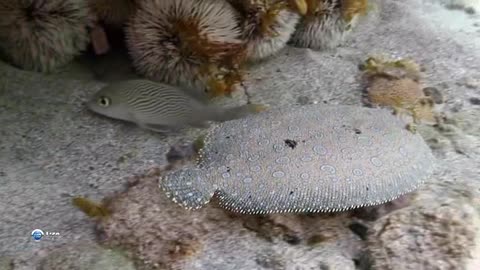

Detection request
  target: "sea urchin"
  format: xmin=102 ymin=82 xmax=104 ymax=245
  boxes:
xmin=0 ymin=0 xmax=90 ymax=72
xmin=228 ymin=0 xmax=307 ymax=61
xmin=289 ymin=0 xmax=369 ymax=50
xmin=125 ymin=0 xmax=246 ymax=97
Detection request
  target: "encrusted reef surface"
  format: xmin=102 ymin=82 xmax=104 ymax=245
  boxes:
xmin=1 ymin=0 xmax=480 ymax=269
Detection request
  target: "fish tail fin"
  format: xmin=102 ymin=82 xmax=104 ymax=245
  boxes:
xmin=211 ymin=104 xmax=268 ymax=122
xmin=159 ymin=167 xmax=216 ymax=210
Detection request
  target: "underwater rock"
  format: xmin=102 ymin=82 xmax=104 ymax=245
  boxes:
xmin=37 ymin=243 xmax=135 ymax=270
xmin=367 ymin=198 xmax=480 ymax=270
xmin=278 ymin=247 xmax=358 ymax=270
xmin=0 ymin=257 xmax=13 ymax=270
xmin=241 ymin=212 xmax=355 ymax=246
xmin=417 ymin=109 xmax=480 ymax=158
xmin=161 ymin=104 xmax=436 ymax=214
xmin=352 ymin=193 xmax=416 ymax=221
xmin=97 ymin=171 xmax=219 ymax=269
xmin=97 ymin=168 xmax=362 ymax=270
xmin=423 ymin=87 xmax=445 ymax=104
xmin=435 ymin=0 xmax=480 ymax=13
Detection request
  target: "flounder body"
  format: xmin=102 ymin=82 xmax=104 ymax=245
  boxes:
xmin=160 ymin=104 xmax=435 ymax=214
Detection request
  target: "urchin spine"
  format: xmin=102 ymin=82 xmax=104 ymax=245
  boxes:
xmin=125 ymin=0 xmax=245 ymax=95
xmin=228 ymin=0 xmax=302 ymax=61
xmin=0 ymin=0 xmax=90 ymax=72
xmin=289 ymin=0 xmax=367 ymax=50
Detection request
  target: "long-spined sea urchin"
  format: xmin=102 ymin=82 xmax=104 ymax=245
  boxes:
xmin=125 ymin=0 xmax=246 ymax=97
xmin=289 ymin=0 xmax=369 ymax=50
xmin=160 ymin=104 xmax=436 ymax=214
xmin=0 ymin=0 xmax=90 ymax=72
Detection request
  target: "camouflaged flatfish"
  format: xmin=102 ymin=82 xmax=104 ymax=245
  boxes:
xmin=159 ymin=104 xmax=436 ymax=214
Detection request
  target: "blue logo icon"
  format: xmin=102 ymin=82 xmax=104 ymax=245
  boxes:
xmin=31 ymin=229 xmax=44 ymax=241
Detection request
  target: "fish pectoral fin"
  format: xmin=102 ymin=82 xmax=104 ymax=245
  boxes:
xmin=138 ymin=122 xmax=172 ymax=133
xmin=160 ymin=166 xmax=216 ymax=210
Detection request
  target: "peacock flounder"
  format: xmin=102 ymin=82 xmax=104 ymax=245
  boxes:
xmin=159 ymin=104 xmax=435 ymax=214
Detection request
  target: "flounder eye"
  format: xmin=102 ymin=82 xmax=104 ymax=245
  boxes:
xmin=98 ymin=96 xmax=111 ymax=107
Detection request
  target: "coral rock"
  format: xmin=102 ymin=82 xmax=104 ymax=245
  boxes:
xmin=38 ymin=243 xmax=135 ymax=270
xmin=97 ymin=170 xmax=362 ymax=270
xmin=367 ymin=198 xmax=480 ymax=270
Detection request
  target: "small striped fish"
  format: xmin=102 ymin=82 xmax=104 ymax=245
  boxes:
xmin=87 ymin=80 xmax=264 ymax=132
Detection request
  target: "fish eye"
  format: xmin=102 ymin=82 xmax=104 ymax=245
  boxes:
xmin=97 ymin=96 xmax=111 ymax=107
